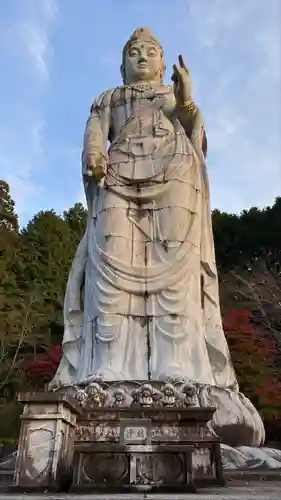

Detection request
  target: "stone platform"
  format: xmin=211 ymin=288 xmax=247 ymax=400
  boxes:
xmin=2 ymin=482 xmax=281 ymax=499
xmin=10 ymin=384 xmax=281 ymax=494
xmin=12 ymin=390 xmax=224 ymax=493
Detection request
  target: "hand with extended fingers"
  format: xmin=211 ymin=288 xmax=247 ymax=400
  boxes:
xmin=171 ymin=54 xmax=193 ymax=107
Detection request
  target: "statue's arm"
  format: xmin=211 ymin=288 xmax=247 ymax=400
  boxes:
xmin=176 ymin=98 xmax=207 ymax=158
xmin=171 ymin=56 xmax=207 ymax=158
xmin=82 ymin=90 xmax=112 ymax=182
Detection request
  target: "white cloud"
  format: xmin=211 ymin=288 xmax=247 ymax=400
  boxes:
xmin=19 ymin=21 xmax=51 ymax=79
xmin=41 ymin=0 xmax=58 ymax=22
xmin=0 ymin=0 xmax=57 ymax=223
xmin=186 ymin=0 xmax=281 ymax=213
xmin=188 ymin=0 xmax=250 ymax=49
xmin=1 ymin=0 xmax=57 ymax=81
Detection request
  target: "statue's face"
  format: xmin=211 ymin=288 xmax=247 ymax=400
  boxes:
xmin=124 ymin=41 xmax=163 ymax=84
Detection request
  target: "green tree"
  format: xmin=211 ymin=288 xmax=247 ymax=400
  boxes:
xmin=63 ymin=202 xmax=87 ymax=240
xmin=20 ymin=209 xmax=83 ymax=344
xmin=213 ymin=198 xmax=281 ymax=270
xmin=0 ymin=180 xmax=19 ymax=232
xmin=0 ymin=183 xmax=43 ymax=397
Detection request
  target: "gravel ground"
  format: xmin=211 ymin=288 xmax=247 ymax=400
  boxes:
xmin=1 ymin=483 xmax=281 ymax=500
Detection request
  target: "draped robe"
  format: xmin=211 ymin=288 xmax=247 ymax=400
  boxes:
xmin=50 ymin=84 xmax=237 ymax=389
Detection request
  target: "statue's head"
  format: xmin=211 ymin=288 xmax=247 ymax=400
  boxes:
xmin=121 ymin=27 xmax=166 ymax=85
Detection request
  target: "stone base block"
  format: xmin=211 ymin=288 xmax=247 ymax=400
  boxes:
xmin=13 ymin=392 xmax=81 ymax=492
xmin=73 ymin=406 xmax=225 ymax=490
xmin=72 ymin=442 xmax=197 ymax=493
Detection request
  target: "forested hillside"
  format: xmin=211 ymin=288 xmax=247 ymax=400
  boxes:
xmin=1 ymin=179 xmax=280 ymax=444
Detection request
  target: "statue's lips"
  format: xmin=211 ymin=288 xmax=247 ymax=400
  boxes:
xmin=137 ymin=63 xmax=148 ymax=69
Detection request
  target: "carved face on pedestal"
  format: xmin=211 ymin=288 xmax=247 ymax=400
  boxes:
xmin=140 ymin=384 xmax=153 ymax=406
xmin=87 ymin=382 xmax=106 ymax=407
xmin=162 ymin=383 xmax=177 ymax=407
xmin=76 ymin=389 xmax=88 ymax=406
xmin=112 ymin=388 xmax=125 ymax=407
xmin=121 ymin=27 xmax=166 ymax=84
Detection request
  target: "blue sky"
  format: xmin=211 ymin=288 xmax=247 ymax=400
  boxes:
xmin=0 ymin=0 xmax=280 ymax=226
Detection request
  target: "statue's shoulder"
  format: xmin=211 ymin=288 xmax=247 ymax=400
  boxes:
xmin=90 ymin=88 xmax=116 ymax=112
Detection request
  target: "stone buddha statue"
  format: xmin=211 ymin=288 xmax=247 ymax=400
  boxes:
xmin=50 ymin=28 xmax=265 ymax=447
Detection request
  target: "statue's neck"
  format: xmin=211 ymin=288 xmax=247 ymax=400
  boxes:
xmin=126 ymin=80 xmax=164 ymax=90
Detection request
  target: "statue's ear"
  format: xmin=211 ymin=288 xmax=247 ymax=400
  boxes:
xmin=202 ymin=129 xmax=207 ymax=158
xmin=160 ymin=63 xmax=166 ymax=83
xmin=120 ymin=64 xmax=126 ymax=84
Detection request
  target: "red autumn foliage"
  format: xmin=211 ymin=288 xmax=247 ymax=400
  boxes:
xmin=23 ymin=345 xmax=61 ymax=379
xmin=223 ymin=309 xmax=281 ymax=420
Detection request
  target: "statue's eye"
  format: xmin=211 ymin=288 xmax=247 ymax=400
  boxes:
xmin=147 ymin=48 xmax=157 ymax=57
xmin=129 ymin=48 xmax=139 ymax=57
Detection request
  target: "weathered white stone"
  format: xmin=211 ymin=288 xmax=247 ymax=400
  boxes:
xmin=221 ymin=444 xmax=281 ymax=470
xmin=13 ymin=396 xmax=79 ymax=490
xmin=50 ymin=28 xmax=237 ymax=389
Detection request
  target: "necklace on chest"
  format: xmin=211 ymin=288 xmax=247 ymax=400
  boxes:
xmin=129 ymin=82 xmax=154 ymax=92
